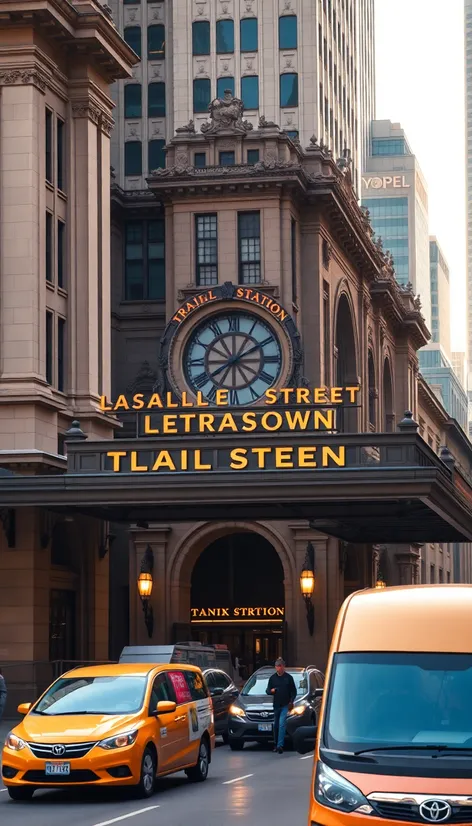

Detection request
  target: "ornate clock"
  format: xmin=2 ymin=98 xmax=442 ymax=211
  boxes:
xmin=160 ymin=282 xmax=303 ymax=406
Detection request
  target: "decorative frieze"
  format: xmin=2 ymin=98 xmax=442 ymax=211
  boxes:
xmin=0 ymin=67 xmax=48 ymax=93
xmin=194 ymin=0 xmax=209 ymax=20
xmin=148 ymin=3 xmax=164 ymax=23
xmin=71 ymin=101 xmax=114 ymax=136
xmin=241 ymin=0 xmax=257 ymax=16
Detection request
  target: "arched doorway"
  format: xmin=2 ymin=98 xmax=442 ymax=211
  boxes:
xmin=190 ymin=532 xmax=285 ymax=678
xmin=335 ymin=293 xmax=358 ymax=431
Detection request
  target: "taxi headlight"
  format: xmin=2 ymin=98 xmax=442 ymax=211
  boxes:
xmin=98 ymin=730 xmax=139 ymax=750
xmin=229 ymin=704 xmax=245 ymax=718
xmin=288 ymin=704 xmax=306 ymax=716
xmin=315 ymin=761 xmax=373 ymax=814
xmin=6 ymin=732 xmax=26 ymax=751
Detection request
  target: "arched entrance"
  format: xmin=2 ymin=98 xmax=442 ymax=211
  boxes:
xmin=181 ymin=531 xmax=286 ymax=677
xmin=334 ymin=292 xmax=358 ymax=431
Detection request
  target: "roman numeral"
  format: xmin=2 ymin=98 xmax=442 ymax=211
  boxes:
xmin=189 ymin=357 xmax=205 ymax=367
xmin=209 ymin=321 xmax=222 ymax=337
xmin=194 ymin=372 xmax=209 ymax=388
xmin=259 ymin=370 xmax=274 ymax=385
xmin=229 ymin=390 xmax=240 ymax=405
xmin=249 ymin=386 xmax=259 ymax=401
xmin=265 ymin=355 xmax=280 ymax=364
xmin=207 ymin=386 xmax=217 ymax=402
xmin=228 ymin=316 xmax=240 ymax=332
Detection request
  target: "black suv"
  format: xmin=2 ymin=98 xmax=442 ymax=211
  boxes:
xmin=227 ymin=665 xmax=324 ymax=750
xmin=203 ymin=668 xmax=239 ymax=743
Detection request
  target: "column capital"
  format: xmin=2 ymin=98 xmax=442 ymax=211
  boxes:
xmin=0 ymin=67 xmax=48 ymax=94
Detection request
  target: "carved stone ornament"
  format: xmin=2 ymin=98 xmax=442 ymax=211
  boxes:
xmin=201 ymin=90 xmax=253 ymax=134
xmin=127 ymin=361 xmax=158 ymax=393
xmin=0 ymin=68 xmax=47 ymax=92
xmin=72 ymin=102 xmax=101 ymax=126
xmin=100 ymin=113 xmax=115 ymax=137
xmin=259 ymin=114 xmax=279 ymax=129
xmin=175 ymin=119 xmax=196 ymax=134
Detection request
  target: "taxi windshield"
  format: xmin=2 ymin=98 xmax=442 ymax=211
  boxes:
xmin=34 ymin=675 xmax=148 ymax=716
xmin=324 ymin=653 xmax=472 ymax=752
xmin=242 ymin=671 xmax=308 ymax=697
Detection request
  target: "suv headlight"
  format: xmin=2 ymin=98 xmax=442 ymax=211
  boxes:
xmin=5 ymin=732 xmax=26 ymax=751
xmin=315 ymin=761 xmax=373 ymax=814
xmin=98 ymin=730 xmax=139 ymax=750
xmin=288 ymin=704 xmax=306 ymax=716
xmin=229 ymin=705 xmax=245 ymax=718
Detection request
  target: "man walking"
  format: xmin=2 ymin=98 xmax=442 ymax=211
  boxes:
xmin=0 ymin=668 xmax=7 ymax=722
xmin=266 ymin=658 xmax=297 ymax=754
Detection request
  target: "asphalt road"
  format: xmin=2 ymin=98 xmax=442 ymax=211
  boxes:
xmin=0 ymin=740 xmax=314 ymax=826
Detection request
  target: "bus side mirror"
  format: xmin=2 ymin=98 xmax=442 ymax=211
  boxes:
xmin=293 ymin=725 xmax=317 ymax=755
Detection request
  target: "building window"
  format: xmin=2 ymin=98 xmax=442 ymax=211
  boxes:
xmin=240 ymin=17 xmax=258 ymax=51
xmin=279 ymin=15 xmax=298 ymax=49
xmin=124 ymin=0 xmax=140 ymax=4
xmin=57 ymin=317 xmax=65 ymax=393
xmin=46 ymin=108 xmax=53 ymax=183
xmin=125 ymin=219 xmax=165 ymax=301
xmin=247 ymin=149 xmax=259 ymax=164
xmin=430 ymin=564 xmax=435 ymax=583
xmin=125 ymin=142 xmax=142 ymax=176
xmin=291 ymin=218 xmax=297 ymax=303
xmin=217 ymin=77 xmax=235 ymax=98
xmin=148 ymin=139 xmax=166 ymax=171
xmin=323 ymin=282 xmax=330 ymax=385
xmin=447 ymin=570 xmax=451 ymax=583
xmin=216 ymin=19 xmax=234 ymax=53
xmin=148 ymin=82 xmax=165 ymax=117
xmin=57 ymin=220 xmax=65 ymax=289
xmin=280 ymin=73 xmax=298 ymax=106
xmin=196 ymin=214 xmax=218 ymax=286
xmin=238 ymin=211 xmax=261 ymax=284
xmin=193 ymin=78 xmax=211 ymax=113
xmin=194 ymin=152 xmax=207 ymax=168
xmin=57 ymin=118 xmax=65 ymax=191
xmin=46 ymin=311 xmax=53 ymax=385
xmin=241 ymin=75 xmax=259 ymax=109
xmin=125 ymin=84 xmax=142 ymax=118
xmin=368 ymin=351 xmax=376 ymax=429
xmin=46 ymin=212 xmax=53 ymax=283
xmin=285 ymin=130 xmax=299 ymax=140
xmin=124 ymin=26 xmax=141 ymax=58
xmin=372 ymin=138 xmax=406 ymax=156
xmin=148 ymin=25 xmax=165 ymax=59
xmin=219 ymin=151 xmax=235 ymax=166
xmin=192 ymin=20 xmax=210 ymax=55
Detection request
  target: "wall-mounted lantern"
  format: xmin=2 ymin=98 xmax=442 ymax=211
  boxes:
xmin=300 ymin=541 xmax=315 ymax=636
xmin=137 ymin=544 xmax=154 ymax=638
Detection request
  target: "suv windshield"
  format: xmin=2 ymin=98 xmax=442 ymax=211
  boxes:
xmin=242 ymin=671 xmax=308 ymax=697
xmin=324 ymin=653 xmax=472 ymax=752
xmin=34 ymin=676 xmax=147 ymax=716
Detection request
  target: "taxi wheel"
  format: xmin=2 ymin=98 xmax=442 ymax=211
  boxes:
xmin=185 ymin=739 xmax=209 ymax=783
xmin=7 ymin=787 xmax=35 ymax=801
xmin=135 ymin=746 xmax=156 ymax=798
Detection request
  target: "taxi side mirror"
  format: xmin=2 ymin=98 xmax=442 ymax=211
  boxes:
xmin=17 ymin=703 xmax=32 ymax=715
xmin=293 ymin=725 xmax=317 ymax=755
xmin=154 ymin=700 xmax=176 ymax=715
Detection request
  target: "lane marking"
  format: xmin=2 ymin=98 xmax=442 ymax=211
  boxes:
xmin=299 ymin=754 xmax=314 ymax=760
xmin=222 ymin=773 xmax=254 ymax=785
xmin=92 ymin=807 xmax=160 ymax=826
xmin=0 ymin=788 xmax=8 ymax=792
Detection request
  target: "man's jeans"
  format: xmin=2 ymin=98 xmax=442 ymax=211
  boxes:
xmin=273 ymin=706 xmax=289 ymax=749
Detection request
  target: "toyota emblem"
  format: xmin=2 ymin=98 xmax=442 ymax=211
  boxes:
xmin=260 ymin=712 xmax=269 ymax=718
xmin=419 ymin=800 xmax=452 ymax=823
xmin=52 ymin=744 xmax=66 ymax=756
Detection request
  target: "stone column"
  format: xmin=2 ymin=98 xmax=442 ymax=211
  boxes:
xmin=129 ymin=526 xmax=171 ymax=644
xmin=289 ymin=522 xmax=330 ymax=670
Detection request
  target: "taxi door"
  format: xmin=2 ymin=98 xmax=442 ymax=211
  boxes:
xmin=166 ymin=670 xmax=196 ymax=770
xmin=149 ymin=672 xmax=181 ymax=774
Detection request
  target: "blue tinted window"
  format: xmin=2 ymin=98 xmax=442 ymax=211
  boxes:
xmin=240 ymin=18 xmax=258 ymax=51
xmin=241 ymin=75 xmax=259 ymax=109
xmin=124 ymin=84 xmax=142 ymax=118
xmin=193 ymin=79 xmax=211 ymax=113
xmin=148 ymin=82 xmax=166 ymax=117
xmin=192 ymin=21 xmax=210 ymax=55
xmin=125 ymin=142 xmax=142 ymax=176
xmin=194 ymin=153 xmax=207 ymax=168
xmin=219 ymin=151 xmax=235 ymax=166
xmin=148 ymin=139 xmax=166 ymax=171
xmin=285 ymin=130 xmax=299 ymax=140
xmin=279 ymin=15 xmax=297 ymax=49
xmin=247 ymin=149 xmax=259 ymax=164
xmin=124 ymin=27 xmax=141 ymax=58
xmin=372 ymin=138 xmax=406 ymax=156
xmin=216 ymin=20 xmax=234 ymax=53
xmin=280 ymin=73 xmax=298 ymax=106
xmin=217 ymin=77 xmax=235 ymax=98
xmin=148 ymin=25 xmax=165 ymax=59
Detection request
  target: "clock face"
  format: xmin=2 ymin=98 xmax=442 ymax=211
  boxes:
xmin=184 ymin=311 xmax=283 ymax=404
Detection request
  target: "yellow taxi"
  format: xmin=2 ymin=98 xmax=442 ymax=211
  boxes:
xmin=2 ymin=662 xmax=215 ymax=801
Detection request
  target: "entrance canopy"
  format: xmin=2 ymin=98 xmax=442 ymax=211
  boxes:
xmin=0 ymin=429 xmax=471 ymax=543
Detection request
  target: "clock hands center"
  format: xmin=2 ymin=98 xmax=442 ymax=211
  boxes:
xmin=209 ymin=339 xmax=262 ymax=379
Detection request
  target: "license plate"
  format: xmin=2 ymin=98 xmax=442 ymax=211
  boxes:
xmin=45 ymin=762 xmax=70 ymax=776
xmin=258 ymin=723 xmax=272 ymax=732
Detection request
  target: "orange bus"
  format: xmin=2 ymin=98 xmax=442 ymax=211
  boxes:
xmin=295 ymin=585 xmax=472 ymax=825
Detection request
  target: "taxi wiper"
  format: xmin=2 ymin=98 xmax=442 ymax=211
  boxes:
xmin=43 ymin=710 xmax=100 ymax=716
xmin=354 ymin=744 xmax=472 ymax=756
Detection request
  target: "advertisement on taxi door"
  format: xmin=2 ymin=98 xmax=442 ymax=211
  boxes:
xmin=188 ymin=699 xmax=212 ymax=742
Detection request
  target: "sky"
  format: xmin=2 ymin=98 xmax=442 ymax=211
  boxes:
xmin=375 ymin=0 xmax=466 ymax=350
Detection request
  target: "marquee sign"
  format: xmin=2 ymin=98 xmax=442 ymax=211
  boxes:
xmin=190 ymin=606 xmax=285 ymax=622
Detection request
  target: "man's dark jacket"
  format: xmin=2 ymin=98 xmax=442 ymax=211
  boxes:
xmin=266 ymin=671 xmax=297 ymax=708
